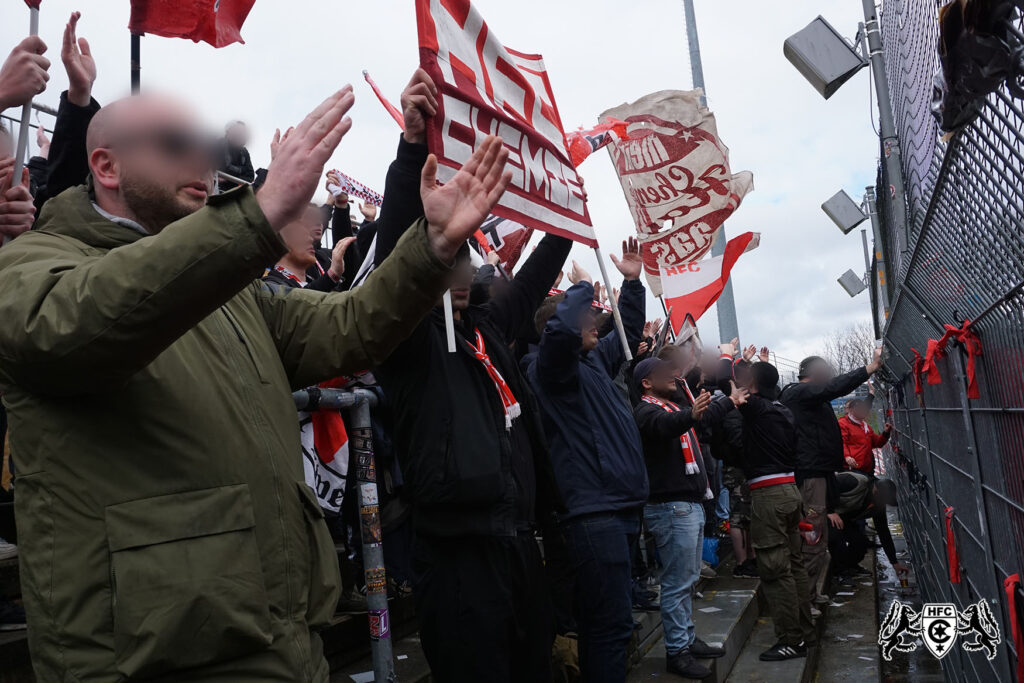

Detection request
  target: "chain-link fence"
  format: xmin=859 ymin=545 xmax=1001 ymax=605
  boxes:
xmin=875 ymin=1 xmax=1024 ymax=680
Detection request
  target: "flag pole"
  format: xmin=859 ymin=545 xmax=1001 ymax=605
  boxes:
xmin=130 ymin=33 xmax=141 ymax=94
xmin=11 ymin=5 xmax=40 ymax=185
xmin=593 ymin=246 xmax=633 ymax=362
xmin=658 ymin=296 xmax=676 ymax=342
xmin=442 ymin=290 xmax=457 ymax=353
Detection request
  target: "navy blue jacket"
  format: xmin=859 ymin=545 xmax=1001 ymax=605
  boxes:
xmin=524 ymin=279 xmax=648 ymax=520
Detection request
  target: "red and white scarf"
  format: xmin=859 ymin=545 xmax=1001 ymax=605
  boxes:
xmin=644 ymin=387 xmax=714 ymax=500
xmin=467 ymin=329 xmax=520 ymax=430
xmin=848 ymin=415 xmax=871 ymax=434
xmin=273 ymin=265 xmax=306 ymax=287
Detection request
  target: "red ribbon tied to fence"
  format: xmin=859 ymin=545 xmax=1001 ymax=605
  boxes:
xmin=945 ymin=506 xmax=961 ymax=583
xmin=920 ymin=319 xmax=983 ymax=399
xmin=1004 ymin=573 xmax=1024 ymax=682
xmin=911 ymin=347 xmax=925 ymax=395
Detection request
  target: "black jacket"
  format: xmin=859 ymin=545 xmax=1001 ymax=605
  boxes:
xmin=32 ymin=91 xmax=101 ymax=212
xmin=373 ymin=134 xmax=571 ymax=538
xmin=718 ymin=359 xmax=798 ymax=481
xmin=635 ymin=395 xmax=733 ymax=503
xmin=779 ymin=366 xmax=869 ymax=477
xmin=218 ymin=141 xmax=255 ymax=190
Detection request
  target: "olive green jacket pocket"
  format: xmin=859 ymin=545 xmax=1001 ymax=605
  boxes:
xmin=105 ymin=484 xmax=272 ymax=678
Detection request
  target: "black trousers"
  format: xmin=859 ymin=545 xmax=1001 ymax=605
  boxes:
xmin=413 ymin=533 xmax=554 ymax=683
xmin=829 ymin=518 xmax=870 ymax=574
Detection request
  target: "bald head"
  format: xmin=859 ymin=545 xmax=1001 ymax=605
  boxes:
xmin=87 ymin=94 xmax=215 ymax=234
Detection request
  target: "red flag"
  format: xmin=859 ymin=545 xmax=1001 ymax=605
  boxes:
xmin=565 ymin=118 xmax=630 ymax=167
xmin=129 ymin=0 xmax=256 ymax=48
xmin=363 ymin=70 xmax=405 ymax=131
xmin=415 ymin=0 xmax=596 ymax=246
xmin=477 ymin=215 xmax=534 ymax=272
xmin=945 ymin=506 xmax=961 ymax=583
xmin=661 ymin=232 xmax=759 ymax=334
xmin=23 ymin=1 xmax=41 ymax=8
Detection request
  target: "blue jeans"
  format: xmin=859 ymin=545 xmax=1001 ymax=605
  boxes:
xmin=563 ymin=510 xmax=641 ymax=683
xmin=644 ymin=501 xmax=705 ymax=655
xmin=714 ymin=461 xmax=730 ymax=522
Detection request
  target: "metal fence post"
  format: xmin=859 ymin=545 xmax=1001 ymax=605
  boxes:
xmin=347 ymin=389 xmax=395 ymax=683
xmin=294 ymin=388 xmax=394 ymax=683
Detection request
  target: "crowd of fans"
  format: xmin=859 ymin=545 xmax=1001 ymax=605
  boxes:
xmin=0 ymin=13 xmax=908 ymax=683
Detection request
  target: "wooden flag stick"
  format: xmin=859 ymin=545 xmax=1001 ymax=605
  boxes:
xmin=593 ymin=246 xmax=632 ymax=362
xmin=443 ymin=289 xmax=457 ymax=353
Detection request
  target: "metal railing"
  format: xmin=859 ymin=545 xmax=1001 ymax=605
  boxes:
xmin=293 ymin=388 xmax=395 ymax=683
xmin=874 ymin=1 xmax=1024 ymax=680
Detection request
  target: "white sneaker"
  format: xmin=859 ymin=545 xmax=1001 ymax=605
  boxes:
xmin=0 ymin=538 xmax=17 ymax=561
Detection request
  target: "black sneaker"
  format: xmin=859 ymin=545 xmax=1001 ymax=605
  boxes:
xmin=667 ymin=651 xmax=712 ymax=678
xmin=848 ymin=565 xmax=872 ymax=577
xmin=633 ymin=596 xmax=660 ymax=612
xmin=733 ymin=559 xmax=759 ymax=578
xmin=690 ymin=637 xmax=726 ymax=658
xmin=759 ymin=641 xmax=807 ymax=661
xmin=0 ymin=599 xmax=26 ymax=631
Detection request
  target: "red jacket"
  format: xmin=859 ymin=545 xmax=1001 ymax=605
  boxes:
xmin=838 ymin=415 xmax=889 ymax=474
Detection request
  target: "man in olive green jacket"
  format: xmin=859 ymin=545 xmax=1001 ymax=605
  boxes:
xmin=0 ymin=89 xmax=513 ymax=682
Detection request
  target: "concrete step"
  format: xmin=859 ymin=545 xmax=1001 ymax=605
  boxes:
xmin=627 ymin=550 xmax=761 ymax=683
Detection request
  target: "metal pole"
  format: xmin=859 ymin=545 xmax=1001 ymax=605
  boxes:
xmin=864 ymin=186 xmax=891 ymax=322
xmin=292 ymin=388 xmax=395 ymax=682
xmin=594 ymin=246 xmax=633 ymax=361
xmin=682 ymin=0 xmax=739 ymax=345
xmin=131 ymin=34 xmax=141 ymax=95
xmin=860 ymin=0 xmax=909 ymax=260
xmin=11 ymin=7 xmax=40 ymax=183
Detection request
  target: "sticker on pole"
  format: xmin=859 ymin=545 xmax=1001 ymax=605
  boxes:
xmin=359 ymin=482 xmax=379 ymax=506
xmin=369 ymin=609 xmax=390 ymax=640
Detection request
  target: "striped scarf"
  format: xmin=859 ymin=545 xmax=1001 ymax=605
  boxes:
xmin=643 ymin=389 xmax=714 ymax=500
xmin=467 ymin=329 xmax=520 ymax=430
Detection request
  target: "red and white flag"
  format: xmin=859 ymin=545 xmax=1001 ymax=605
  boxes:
xmin=129 ymin=0 xmax=256 ymax=48
xmin=662 ymin=231 xmax=759 ymax=334
xmin=566 ymin=118 xmax=631 ymax=167
xmin=477 ymin=214 xmax=534 ymax=272
xmin=601 ymin=90 xmax=753 ymax=295
xmin=415 ymin=0 xmax=596 ymax=246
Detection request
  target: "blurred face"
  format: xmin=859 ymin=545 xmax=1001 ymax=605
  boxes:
xmin=642 ymin=366 xmax=676 ymax=396
xmin=103 ymin=109 xmax=216 ymax=233
xmin=581 ymin=309 xmax=599 ymax=351
xmin=226 ymin=122 xmax=249 ymax=147
xmin=806 ymin=359 xmax=835 ymax=384
xmin=279 ymin=205 xmax=322 ymax=269
xmin=850 ymin=402 xmax=870 ymax=421
xmin=448 ymin=257 xmax=473 ymax=311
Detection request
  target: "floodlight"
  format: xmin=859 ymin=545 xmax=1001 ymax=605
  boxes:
xmin=784 ymin=16 xmax=867 ymax=99
xmin=822 ymin=189 xmax=868 ymax=234
xmin=838 ymin=269 xmax=868 ymax=297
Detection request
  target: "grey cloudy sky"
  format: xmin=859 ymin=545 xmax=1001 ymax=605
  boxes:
xmin=0 ymin=0 xmax=878 ymax=367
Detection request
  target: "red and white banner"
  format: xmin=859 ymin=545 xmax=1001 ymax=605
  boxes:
xmin=566 ymin=118 xmax=631 ymax=167
xmin=662 ymin=231 xmax=759 ymax=334
xmin=129 ymin=0 xmax=256 ymax=48
xmin=477 ymin=214 xmax=534 ymax=272
xmin=601 ymin=90 xmax=753 ymax=295
xmin=415 ymin=0 xmax=596 ymax=246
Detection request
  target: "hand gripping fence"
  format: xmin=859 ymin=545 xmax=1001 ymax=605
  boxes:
xmin=293 ymin=388 xmax=395 ymax=683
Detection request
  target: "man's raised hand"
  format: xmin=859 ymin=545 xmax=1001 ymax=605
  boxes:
xmin=742 ymin=344 xmax=757 ymax=362
xmin=257 ymin=86 xmax=355 ymax=232
xmin=758 ymin=346 xmax=771 ymax=363
xmin=729 ymin=380 xmax=749 ymax=407
xmin=62 ymin=12 xmax=95 ymax=107
xmin=0 ymin=36 xmax=49 ymax=110
xmin=567 ymin=260 xmax=592 ymax=286
xmin=692 ymin=389 xmax=712 ymax=420
xmin=610 ymin=236 xmax=642 ymax=281
xmin=401 ymin=68 xmax=437 ymax=145
xmin=420 ymin=135 xmax=511 ymax=263
xmin=328 ymin=236 xmax=356 ymax=281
